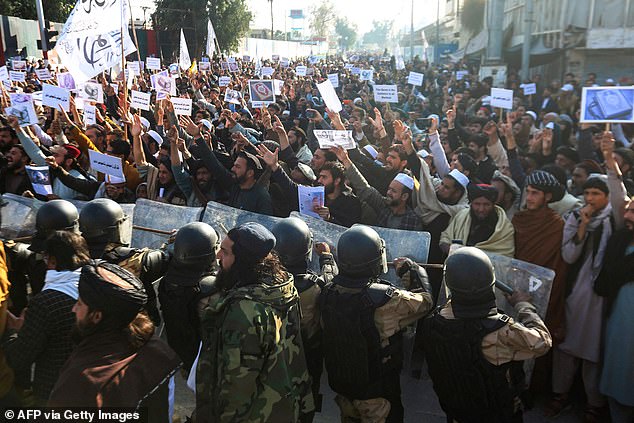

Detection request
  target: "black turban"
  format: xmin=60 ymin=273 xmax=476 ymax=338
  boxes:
xmin=526 ymin=170 xmax=565 ymax=202
xmin=467 ymin=183 xmax=498 ymax=203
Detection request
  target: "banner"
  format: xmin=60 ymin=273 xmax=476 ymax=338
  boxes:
xmin=180 ymin=29 xmax=192 ymax=70
xmin=58 ymin=0 xmax=129 ymax=38
xmin=206 ymin=20 xmax=217 ymax=58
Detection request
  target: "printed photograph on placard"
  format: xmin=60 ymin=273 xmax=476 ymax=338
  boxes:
xmin=199 ymin=61 xmax=211 ymax=71
xmin=154 ymin=74 xmax=173 ymax=94
xmin=26 ymin=166 xmax=50 ymax=186
xmin=248 ymin=80 xmax=275 ymax=104
xmin=228 ymin=62 xmax=240 ymax=73
xmin=12 ymin=60 xmax=26 ymax=71
xmin=580 ymin=86 xmax=634 ymax=123
xmin=57 ymin=72 xmax=76 ymax=90
xmin=220 ymin=62 xmax=230 ymax=70
xmin=5 ymin=104 xmax=37 ymax=127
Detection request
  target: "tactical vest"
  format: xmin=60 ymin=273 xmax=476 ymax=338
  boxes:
xmin=422 ymin=310 xmax=525 ymax=422
xmin=320 ymin=279 xmax=402 ymax=400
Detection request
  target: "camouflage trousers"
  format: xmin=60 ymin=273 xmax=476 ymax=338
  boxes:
xmin=334 ymin=395 xmax=391 ymax=423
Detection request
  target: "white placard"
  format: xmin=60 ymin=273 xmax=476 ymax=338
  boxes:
xmin=42 ymin=84 xmax=71 ymax=112
xmin=316 ymin=80 xmax=342 ymax=113
xmin=35 ymin=69 xmax=53 ymax=81
xmin=580 ymin=86 xmax=634 ymax=123
xmin=327 ymin=73 xmax=339 ymax=88
xmin=271 ymin=55 xmax=280 ymax=62
xmin=456 ymin=70 xmax=469 ymax=80
xmin=224 ymin=89 xmax=241 ymax=105
xmin=218 ymin=76 xmax=231 ymax=87
xmin=296 ymin=66 xmax=307 ymax=76
xmin=171 ymin=97 xmax=193 ymax=115
xmin=127 ymin=61 xmax=141 ymax=76
xmin=248 ymin=80 xmax=275 ymax=107
xmin=88 ymin=149 xmax=125 ymax=180
xmin=280 ymin=59 xmax=289 ymax=68
xmin=12 ymin=60 xmax=26 ymax=71
xmin=25 ymin=166 xmax=53 ymax=196
xmin=78 ymin=82 xmax=104 ymax=103
xmin=0 ymin=66 xmax=8 ymax=81
xmin=198 ymin=62 xmax=211 ymax=71
xmin=57 ymin=72 xmax=76 ymax=90
xmin=130 ymin=90 xmax=151 ymax=111
xmin=273 ymin=79 xmax=284 ymax=96
xmin=360 ymin=69 xmax=373 ymax=81
xmin=351 ymin=67 xmax=361 ymax=75
xmin=522 ymin=83 xmax=537 ymax=95
xmin=261 ymin=66 xmax=274 ymax=76
xmin=298 ymin=185 xmax=325 ymax=220
xmin=152 ymin=73 xmax=175 ymax=95
xmin=5 ymin=94 xmax=38 ymax=127
xmin=313 ymin=130 xmax=356 ymax=150
xmin=373 ymin=85 xmax=399 ymax=103
xmin=227 ymin=57 xmax=236 ymax=63
xmin=9 ymin=71 xmax=25 ymax=82
xmin=146 ymin=57 xmax=161 ymax=71
xmin=243 ymin=55 xmax=251 ymax=62
xmin=344 ymin=63 xmax=354 ymax=70
xmin=490 ymin=88 xmax=514 ymax=109
xmin=84 ymin=104 xmax=97 ymax=125
xmin=408 ymin=71 xmax=424 ymax=86
xmin=110 ymin=83 xmax=119 ymax=93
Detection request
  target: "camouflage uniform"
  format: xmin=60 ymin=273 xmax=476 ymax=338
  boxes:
xmin=195 ymin=271 xmax=314 ymax=423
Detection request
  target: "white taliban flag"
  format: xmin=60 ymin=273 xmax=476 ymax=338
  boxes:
xmin=180 ymin=29 xmax=192 ymax=70
xmin=421 ymin=30 xmax=430 ymax=61
xmin=206 ymin=20 xmax=217 ymax=58
xmin=54 ymin=0 xmax=136 ymax=83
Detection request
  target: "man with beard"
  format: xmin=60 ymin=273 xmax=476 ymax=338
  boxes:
xmin=258 ymin=145 xmax=362 ymax=227
xmin=192 ymin=135 xmax=273 ymax=215
xmin=0 ymin=126 xmax=18 ymax=162
xmin=193 ymin=223 xmax=314 ymax=423
xmin=333 ymin=146 xmax=422 ymax=231
xmin=48 ymin=261 xmax=180 ymax=422
xmin=309 ymin=147 xmax=337 ymax=174
xmin=288 ymin=127 xmax=313 ymax=164
xmin=0 ymin=144 xmax=32 ymax=195
xmin=512 ymin=170 xmax=569 ymax=391
xmin=440 ymin=184 xmax=515 ymax=257
xmin=171 ymin=138 xmax=222 ymax=206
xmin=347 ymin=143 xmax=410 ymax=196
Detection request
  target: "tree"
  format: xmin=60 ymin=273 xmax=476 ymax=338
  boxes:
xmin=153 ymin=0 xmax=252 ymax=55
xmin=461 ymin=0 xmax=485 ymax=35
xmin=0 ymin=0 xmax=74 ymax=22
xmin=362 ymin=20 xmax=393 ymax=46
xmin=335 ymin=18 xmax=357 ymax=51
xmin=308 ymin=1 xmax=336 ymax=39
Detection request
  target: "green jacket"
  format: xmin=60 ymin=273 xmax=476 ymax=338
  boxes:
xmin=195 ymin=271 xmax=314 ymax=422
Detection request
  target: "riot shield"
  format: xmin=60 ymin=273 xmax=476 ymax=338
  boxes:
xmin=290 ymin=212 xmax=431 ymax=284
xmin=131 ymin=198 xmax=203 ymax=249
xmin=0 ymin=194 xmax=41 ymax=239
xmin=201 ymin=201 xmax=282 ymax=236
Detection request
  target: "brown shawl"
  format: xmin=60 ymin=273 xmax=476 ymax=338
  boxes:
xmin=512 ymin=206 xmax=567 ymax=343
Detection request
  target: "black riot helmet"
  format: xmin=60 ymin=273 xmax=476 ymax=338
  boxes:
xmin=271 ymin=217 xmax=313 ymax=268
xmin=30 ymin=200 xmax=80 ymax=252
xmin=79 ymin=199 xmax=128 ymax=244
xmin=444 ymin=247 xmax=497 ymax=319
xmin=336 ymin=225 xmax=387 ymax=279
xmin=173 ymin=222 xmax=219 ymax=267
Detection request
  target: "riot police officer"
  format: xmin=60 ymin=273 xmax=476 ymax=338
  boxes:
xmin=6 ymin=199 xmax=79 ymax=312
xmin=319 ymin=225 xmax=433 ymax=423
xmin=79 ymin=198 xmax=169 ymax=325
xmin=271 ymin=217 xmax=337 ymax=417
xmin=158 ymin=222 xmax=219 ymax=373
xmin=421 ymin=247 xmax=552 ymax=423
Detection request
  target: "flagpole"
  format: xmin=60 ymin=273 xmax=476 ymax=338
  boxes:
xmin=129 ymin=3 xmax=143 ymax=67
xmin=121 ymin=0 xmax=128 ymax=139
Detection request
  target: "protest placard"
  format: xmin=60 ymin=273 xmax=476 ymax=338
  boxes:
xmin=298 ymin=185 xmax=325 ymax=220
xmin=456 ymin=70 xmax=469 ymax=80
xmin=127 ymin=61 xmax=141 ymax=76
xmin=280 ymin=58 xmax=289 ymax=68
xmin=360 ymin=69 xmax=373 ymax=81
xmin=316 ymin=80 xmax=342 ymax=113
xmin=198 ymin=61 xmax=211 ymax=71
xmin=57 ymin=72 xmax=76 ymax=90
xmin=490 ymin=88 xmax=514 ymax=109
xmin=5 ymin=94 xmax=38 ymax=127
xmin=78 ymin=82 xmax=103 ymax=103
xmin=313 ymin=130 xmax=356 ymax=150
xmin=146 ymin=57 xmax=161 ymax=71
xmin=35 ymin=69 xmax=53 ymax=81
xmin=273 ymin=79 xmax=284 ymax=96
xmin=152 ymin=73 xmax=175 ymax=95
xmin=249 ymin=80 xmax=275 ymax=107
xmin=344 ymin=64 xmax=354 ymax=70
xmin=261 ymin=66 xmax=274 ymax=76
xmin=224 ymin=89 xmax=241 ymax=105
xmin=130 ymin=90 xmax=151 ymax=111
xmin=373 ymin=85 xmax=399 ymax=103
xmin=84 ymin=103 xmax=97 ymax=125
xmin=522 ymin=83 xmax=537 ymax=95
xmin=327 ymin=73 xmax=339 ymax=88
xmin=580 ymin=86 xmax=634 ymax=123
xmin=42 ymin=84 xmax=71 ymax=111
xmin=25 ymin=166 xmax=53 ymax=195
xmin=228 ymin=62 xmax=240 ymax=73
xmin=88 ymin=150 xmax=125 ymax=180
xmin=351 ymin=67 xmax=361 ymax=75
xmin=271 ymin=54 xmax=280 ymax=62
xmin=0 ymin=66 xmax=8 ymax=81
xmin=243 ymin=55 xmax=251 ymax=62
xmin=12 ymin=60 xmax=26 ymax=71
xmin=296 ymin=66 xmax=307 ymax=76
xmin=169 ymin=63 xmax=180 ymax=76
xmin=408 ymin=72 xmax=424 ymax=86
xmin=171 ymin=97 xmax=193 ymax=116
xmin=218 ymin=76 xmax=231 ymax=87
xmin=9 ymin=71 xmax=25 ymax=82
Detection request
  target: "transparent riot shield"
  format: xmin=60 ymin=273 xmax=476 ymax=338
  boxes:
xmin=201 ymin=201 xmax=282 ymax=236
xmin=130 ymin=199 xmax=202 ymax=249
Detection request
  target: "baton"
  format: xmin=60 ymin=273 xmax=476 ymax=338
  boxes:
xmin=132 ymin=225 xmax=174 ymax=236
xmin=387 ymin=261 xmax=444 ymax=269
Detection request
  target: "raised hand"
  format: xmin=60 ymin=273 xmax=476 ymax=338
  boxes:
xmin=331 ymin=145 xmax=351 ymax=168
xmin=130 ymin=114 xmax=143 ymax=137
xmin=179 ymin=115 xmax=201 ymax=137
xmin=366 ymin=107 xmax=384 ymax=132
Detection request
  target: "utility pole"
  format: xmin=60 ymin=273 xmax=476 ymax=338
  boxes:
xmin=521 ymin=0 xmax=533 ymax=80
xmin=35 ymin=0 xmax=48 ymax=57
xmin=487 ymin=0 xmax=504 ymax=62
xmin=435 ymin=0 xmax=440 ymax=63
xmin=409 ymin=0 xmax=414 ymax=61
xmin=269 ymin=0 xmax=274 ymax=40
